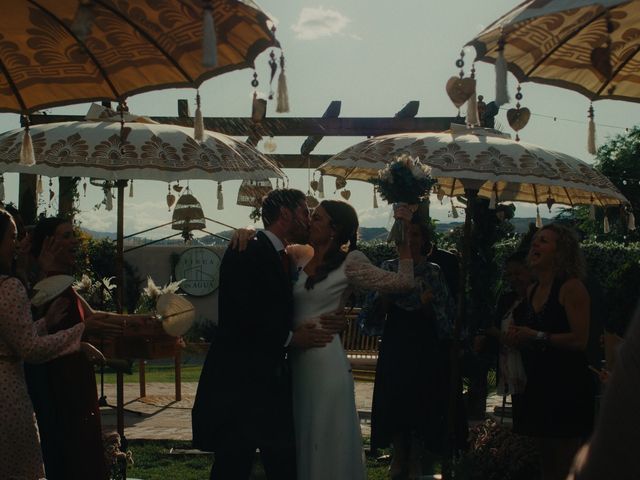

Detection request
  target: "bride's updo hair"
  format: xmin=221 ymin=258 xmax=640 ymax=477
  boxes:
xmin=305 ymin=200 xmax=358 ymax=290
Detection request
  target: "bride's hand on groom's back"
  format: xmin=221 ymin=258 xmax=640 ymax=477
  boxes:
xmin=290 ymin=323 xmax=334 ymax=348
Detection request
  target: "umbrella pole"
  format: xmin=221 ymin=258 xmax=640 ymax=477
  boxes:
xmin=115 ymin=179 xmax=127 ymax=440
xmin=443 ymin=187 xmax=477 ymax=479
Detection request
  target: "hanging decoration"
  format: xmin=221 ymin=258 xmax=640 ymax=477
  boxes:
xmin=335 ymin=176 xmax=347 ymax=191
xmin=373 ymin=185 xmax=379 ymax=208
xmin=628 ymin=209 xmax=636 ymax=231
xmin=194 ymin=91 xmax=204 ymax=142
xmin=450 ymin=198 xmax=459 ymax=219
xmin=217 ymin=182 xmax=224 ymax=210
xmin=48 ymin=178 xmax=54 ymax=208
xmin=263 ymin=136 xmax=277 ymax=153
xmin=201 ymin=0 xmax=217 ymax=68
xmin=0 ymin=175 xmax=4 ymax=204
xmin=445 ymin=50 xmax=474 ymax=115
xmin=103 ymin=183 xmax=113 ymax=211
xmin=268 ymin=50 xmax=278 ymax=100
xmin=506 ymin=85 xmax=530 ymax=141
xmin=495 ymin=35 xmax=510 ymax=106
xmin=465 ymin=64 xmax=479 ymax=126
xmin=589 ymin=196 xmax=596 ymax=221
xmin=488 ymin=185 xmax=497 ymax=210
xmin=36 ymin=175 xmax=43 ymax=196
xmin=19 ymin=116 xmax=35 ymax=166
xmin=251 ymin=71 xmax=267 ymax=123
xmin=604 ymin=214 xmax=610 ymax=233
xmin=535 ymin=206 xmax=542 ymax=228
xmin=318 ymin=174 xmax=325 ymax=199
xmin=276 ymin=51 xmax=290 ymax=113
xmin=166 ymin=184 xmax=176 ymax=211
xmin=237 ymin=179 xmax=272 ymax=208
xmin=129 ymin=180 xmax=134 ymax=198
xmin=587 ymin=103 xmax=597 ymax=154
xmin=70 ymin=0 xmax=94 ymax=41
xmin=82 ymin=179 xmax=87 ymax=197
xmin=340 ymin=190 xmax=351 ymax=201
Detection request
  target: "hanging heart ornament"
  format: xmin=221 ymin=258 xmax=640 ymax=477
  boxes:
xmin=340 ymin=190 xmax=351 ymax=200
xmin=306 ymin=195 xmax=319 ymax=208
xmin=445 ymin=76 xmax=475 ymax=109
xmin=335 ymin=177 xmax=347 ymax=190
xmin=310 ymin=180 xmax=319 ymax=192
xmin=166 ymin=193 xmax=176 ymax=210
xmin=507 ymin=107 xmax=531 ymax=131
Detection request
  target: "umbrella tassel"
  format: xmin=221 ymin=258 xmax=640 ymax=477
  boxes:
xmin=194 ymin=92 xmax=204 ymax=142
xmin=318 ymin=174 xmax=325 ymax=198
xmin=36 ymin=175 xmax=43 ymax=195
xmin=373 ymin=185 xmax=378 ymax=208
xmin=129 ymin=180 xmax=134 ymax=198
xmin=536 ymin=207 xmax=542 ymax=228
xmin=604 ymin=215 xmax=610 ymax=234
xmin=589 ymin=203 xmax=596 ymax=221
xmin=276 ymin=52 xmax=290 ymax=113
xmin=0 ymin=176 xmax=4 ymax=204
xmin=104 ymin=186 xmax=113 ymax=212
xmin=466 ymin=92 xmax=479 ymax=127
xmin=20 ymin=123 xmax=35 ymax=166
xmin=202 ymin=2 xmax=218 ymax=68
xmin=450 ymin=198 xmax=459 ymax=219
xmin=489 ymin=188 xmax=497 ymax=210
xmin=587 ymin=104 xmax=597 ymax=155
xmin=495 ymin=38 xmax=510 ymax=107
xmin=217 ymin=182 xmax=224 ymax=210
xmin=628 ymin=211 xmax=636 ymax=231
xmin=71 ymin=0 xmax=94 ymax=41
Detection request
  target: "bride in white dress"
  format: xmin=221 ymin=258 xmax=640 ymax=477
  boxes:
xmin=289 ymin=200 xmax=414 ymax=480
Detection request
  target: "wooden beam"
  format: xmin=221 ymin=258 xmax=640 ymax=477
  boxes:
xmin=28 ymin=114 xmax=461 ymax=136
xmin=268 ymin=154 xmax=331 ymax=169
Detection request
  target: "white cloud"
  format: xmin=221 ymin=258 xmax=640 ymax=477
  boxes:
xmin=291 ymin=7 xmax=352 ymax=40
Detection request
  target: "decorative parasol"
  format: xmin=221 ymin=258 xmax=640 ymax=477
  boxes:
xmin=465 ymin=0 xmax=640 ymax=151
xmin=0 ymin=0 xmax=279 ymax=114
xmin=318 ymin=127 xmax=628 ymax=212
xmin=467 ymin=0 xmax=640 ymax=103
xmin=0 ymin=119 xmax=285 ymax=182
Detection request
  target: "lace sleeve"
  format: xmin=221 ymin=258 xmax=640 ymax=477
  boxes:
xmin=344 ymin=250 xmax=414 ymax=292
xmin=0 ymin=277 xmax=83 ymax=363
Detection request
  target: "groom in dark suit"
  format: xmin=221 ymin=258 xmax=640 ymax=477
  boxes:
xmin=193 ymin=189 xmax=333 ymax=480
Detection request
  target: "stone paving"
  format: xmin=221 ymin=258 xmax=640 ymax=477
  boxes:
xmin=100 ymin=382 xmax=506 ymax=441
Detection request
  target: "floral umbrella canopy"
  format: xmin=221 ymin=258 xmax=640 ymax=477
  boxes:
xmin=318 ymin=127 xmax=628 ymax=209
xmin=0 ymin=120 xmax=285 ymax=182
xmin=0 ymin=0 xmax=278 ymax=114
xmin=466 ymin=0 xmax=640 ymax=103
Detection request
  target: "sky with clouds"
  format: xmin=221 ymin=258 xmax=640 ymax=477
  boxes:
xmin=1 ymin=0 xmax=639 ymax=238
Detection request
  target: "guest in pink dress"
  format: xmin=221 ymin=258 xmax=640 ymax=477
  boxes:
xmin=0 ymin=209 xmax=85 ymax=480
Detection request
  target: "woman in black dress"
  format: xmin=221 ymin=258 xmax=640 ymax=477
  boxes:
xmin=370 ymin=216 xmax=456 ymax=479
xmin=509 ymin=223 xmax=596 ymax=480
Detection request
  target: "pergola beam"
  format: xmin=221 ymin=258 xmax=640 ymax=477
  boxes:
xmin=28 ymin=114 xmax=460 ymax=137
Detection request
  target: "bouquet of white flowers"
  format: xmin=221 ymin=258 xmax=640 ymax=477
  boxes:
xmin=370 ymin=154 xmax=436 ymax=243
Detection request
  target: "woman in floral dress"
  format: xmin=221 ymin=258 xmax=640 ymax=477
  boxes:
xmin=0 ymin=209 xmax=84 ymax=480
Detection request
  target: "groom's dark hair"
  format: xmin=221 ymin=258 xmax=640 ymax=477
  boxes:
xmin=261 ymin=189 xmax=306 ymax=228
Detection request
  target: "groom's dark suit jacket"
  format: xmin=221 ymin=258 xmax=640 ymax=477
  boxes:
xmin=192 ymin=231 xmax=294 ymax=451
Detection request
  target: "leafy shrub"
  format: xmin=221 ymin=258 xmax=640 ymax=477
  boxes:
xmin=455 ymin=419 xmax=539 ymax=480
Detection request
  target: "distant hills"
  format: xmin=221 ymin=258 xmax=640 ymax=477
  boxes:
xmin=84 ymin=218 xmax=543 ymax=245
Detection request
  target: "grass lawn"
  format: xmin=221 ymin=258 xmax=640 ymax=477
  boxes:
xmin=124 ymin=440 xmax=393 ymax=479
xmin=96 ymin=363 xmax=203 ymax=384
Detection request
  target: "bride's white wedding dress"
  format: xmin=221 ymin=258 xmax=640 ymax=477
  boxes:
xmin=291 ymin=250 xmax=413 ymax=480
